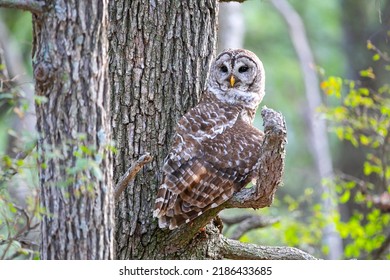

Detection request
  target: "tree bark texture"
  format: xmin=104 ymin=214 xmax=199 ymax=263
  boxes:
xmin=109 ymin=0 xmax=218 ymax=259
xmin=33 ymin=0 xmax=113 ymax=259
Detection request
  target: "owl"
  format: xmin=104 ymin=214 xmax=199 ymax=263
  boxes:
xmin=153 ymin=49 xmax=265 ymax=230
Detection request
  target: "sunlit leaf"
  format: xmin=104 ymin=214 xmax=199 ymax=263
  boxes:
xmin=339 ymin=190 xmax=350 ymax=203
xmin=372 ymin=53 xmax=380 ymax=61
xmin=359 ymin=67 xmax=375 ymax=79
xmin=366 ymin=40 xmax=374 ymax=50
xmin=359 ymin=134 xmax=370 ymax=146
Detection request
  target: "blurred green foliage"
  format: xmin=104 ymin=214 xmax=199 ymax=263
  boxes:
xmin=225 ymin=0 xmax=390 ymax=259
xmin=319 ymin=37 xmax=390 ymax=259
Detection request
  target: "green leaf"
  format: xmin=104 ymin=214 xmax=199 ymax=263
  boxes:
xmin=358 ymin=87 xmax=369 ymax=96
xmin=34 ymin=95 xmax=48 ymax=105
xmin=372 ymin=53 xmax=380 ymax=61
xmin=90 ymin=162 xmax=103 ymax=181
xmin=0 ymin=93 xmax=14 ymax=100
xmin=359 ymin=134 xmax=370 ymax=146
xmin=359 ymin=67 xmax=375 ymax=79
xmin=339 ymin=190 xmax=350 ymax=203
xmin=80 ymin=145 xmax=92 ymax=156
xmin=8 ymin=203 xmax=17 ymax=213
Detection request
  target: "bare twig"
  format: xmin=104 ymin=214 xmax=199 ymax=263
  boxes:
xmin=220 ymin=214 xmax=255 ymax=226
xmin=372 ymin=232 xmax=390 ymax=259
xmin=0 ymin=0 xmax=45 ymax=14
xmin=114 ymin=153 xmax=153 ymax=201
xmin=220 ymin=236 xmax=318 ymax=260
xmin=229 ymin=215 xmax=279 ymax=240
xmin=0 ymin=203 xmax=36 ymax=260
xmin=219 ymin=0 xmax=247 ymax=3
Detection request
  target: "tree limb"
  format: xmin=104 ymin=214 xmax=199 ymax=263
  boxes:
xmin=0 ymin=0 xmax=45 ymax=14
xmin=160 ymin=107 xmax=318 ymax=260
xmin=114 ymin=153 xmax=153 ymax=201
xmin=228 ymin=215 xmax=280 ymax=240
xmin=219 ymin=0 xmax=247 ymax=3
xmin=220 ymin=236 xmax=318 ymax=260
xmin=168 ymin=107 xmax=286 ymax=246
xmin=227 ymin=106 xmax=286 ymax=209
xmin=372 ymin=232 xmax=390 ymax=259
xmin=221 ymin=214 xmax=255 ymax=226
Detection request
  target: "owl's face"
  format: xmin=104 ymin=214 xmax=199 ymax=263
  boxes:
xmin=207 ymin=49 xmax=265 ymax=109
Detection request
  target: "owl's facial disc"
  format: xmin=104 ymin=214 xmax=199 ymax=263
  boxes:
xmin=208 ymin=49 xmax=265 ymax=108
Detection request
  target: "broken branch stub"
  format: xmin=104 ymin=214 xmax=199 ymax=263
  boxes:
xmin=228 ymin=106 xmax=287 ymax=209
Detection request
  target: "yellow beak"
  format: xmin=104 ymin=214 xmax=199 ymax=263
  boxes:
xmin=229 ymin=75 xmax=236 ymax=87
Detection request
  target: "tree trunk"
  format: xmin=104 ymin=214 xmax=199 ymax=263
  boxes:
xmin=218 ymin=1 xmax=245 ymax=52
xmin=32 ymin=0 xmax=113 ymax=259
xmin=109 ymin=0 xmax=218 ymax=259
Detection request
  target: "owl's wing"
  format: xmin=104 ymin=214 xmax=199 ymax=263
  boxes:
xmin=153 ymin=100 xmax=263 ymax=229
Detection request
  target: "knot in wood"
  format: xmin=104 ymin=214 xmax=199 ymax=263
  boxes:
xmin=34 ymin=61 xmax=52 ymax=82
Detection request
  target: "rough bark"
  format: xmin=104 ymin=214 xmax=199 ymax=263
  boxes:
xmin=32 ymin=0 xmax=113 ymax=259
xmin=0 ymin=0 xmax=44 ymax=14
xmin=109 ymin=0 xmax=218 ymax=259
xmin=221 ymin=237 xmax=317 ymax=260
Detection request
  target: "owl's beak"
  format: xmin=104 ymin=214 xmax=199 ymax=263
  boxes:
xmin=229 ymin=75 xmax=236 ymax=87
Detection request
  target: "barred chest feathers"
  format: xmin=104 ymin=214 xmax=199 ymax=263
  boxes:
xmin=153 ymin=49 xmax=265 ymax=229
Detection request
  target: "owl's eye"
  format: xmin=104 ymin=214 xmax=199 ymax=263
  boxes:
xmin=238 ymin=66 xmax=249 ymax=73
xmin=220 ymin=65 xmax=228 ymax=73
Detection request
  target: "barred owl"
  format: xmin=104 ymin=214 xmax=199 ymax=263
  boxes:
xmin=153 ymin=49 xmax=265 ymax=230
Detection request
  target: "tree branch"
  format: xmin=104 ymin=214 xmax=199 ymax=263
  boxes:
xmin=220 ymin=236 xmax=318 ymax=260
xmin=227 ymin=106 xmax=286 ymax=209
xmin=162 ymin=107 xmax=318 ymax=260
xmin=227 ymin=215 xmax=280 ymax=240
xmin=219 ymin=0 xmax=247 ymax=3
xmin=372 ymin=232 xmax=390 ymax=259
xmin=221 ymin=214 xmax=255 ymax=226
xmin=114 ymin=153 xmax=153 ymax=201
xmin=168 ymin=107 xmax=286 ymax=245
xmin=0 ymin=0 xmax=44 ymax=14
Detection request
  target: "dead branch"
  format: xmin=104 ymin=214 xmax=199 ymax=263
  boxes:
xmin=229 ymin=215 xmax=279 ymax=240
xmin=220 ymin=236 xmax=318 ymax=260
xmin=226 ymin=107 xmax=286 ymax=210
xmin=221 ymin=214 xmax=255 ymax=226
xmin=168 ymin=107 xmax=286 ymax=244
xmin=0 ymin=0 xmax=44 ymax=14
xmin=219 ymin=0 xmax=247 ymax=3
xmin=159 ymin=106 xmax=317 ymax=260
xmin=114 ymin=153 xmax=153 ymax=201
xmin=372 ymin=233 xmax=390 ymax=259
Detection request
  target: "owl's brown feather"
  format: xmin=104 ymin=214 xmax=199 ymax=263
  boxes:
xmin=153 ymin=49 xmax=265 ymax=230
xmin=153 ymin=93 xmax=264 ymax=229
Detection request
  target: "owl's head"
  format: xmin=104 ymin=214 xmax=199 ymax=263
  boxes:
xmin=207 ymin=49 xmax=265 ymax=109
